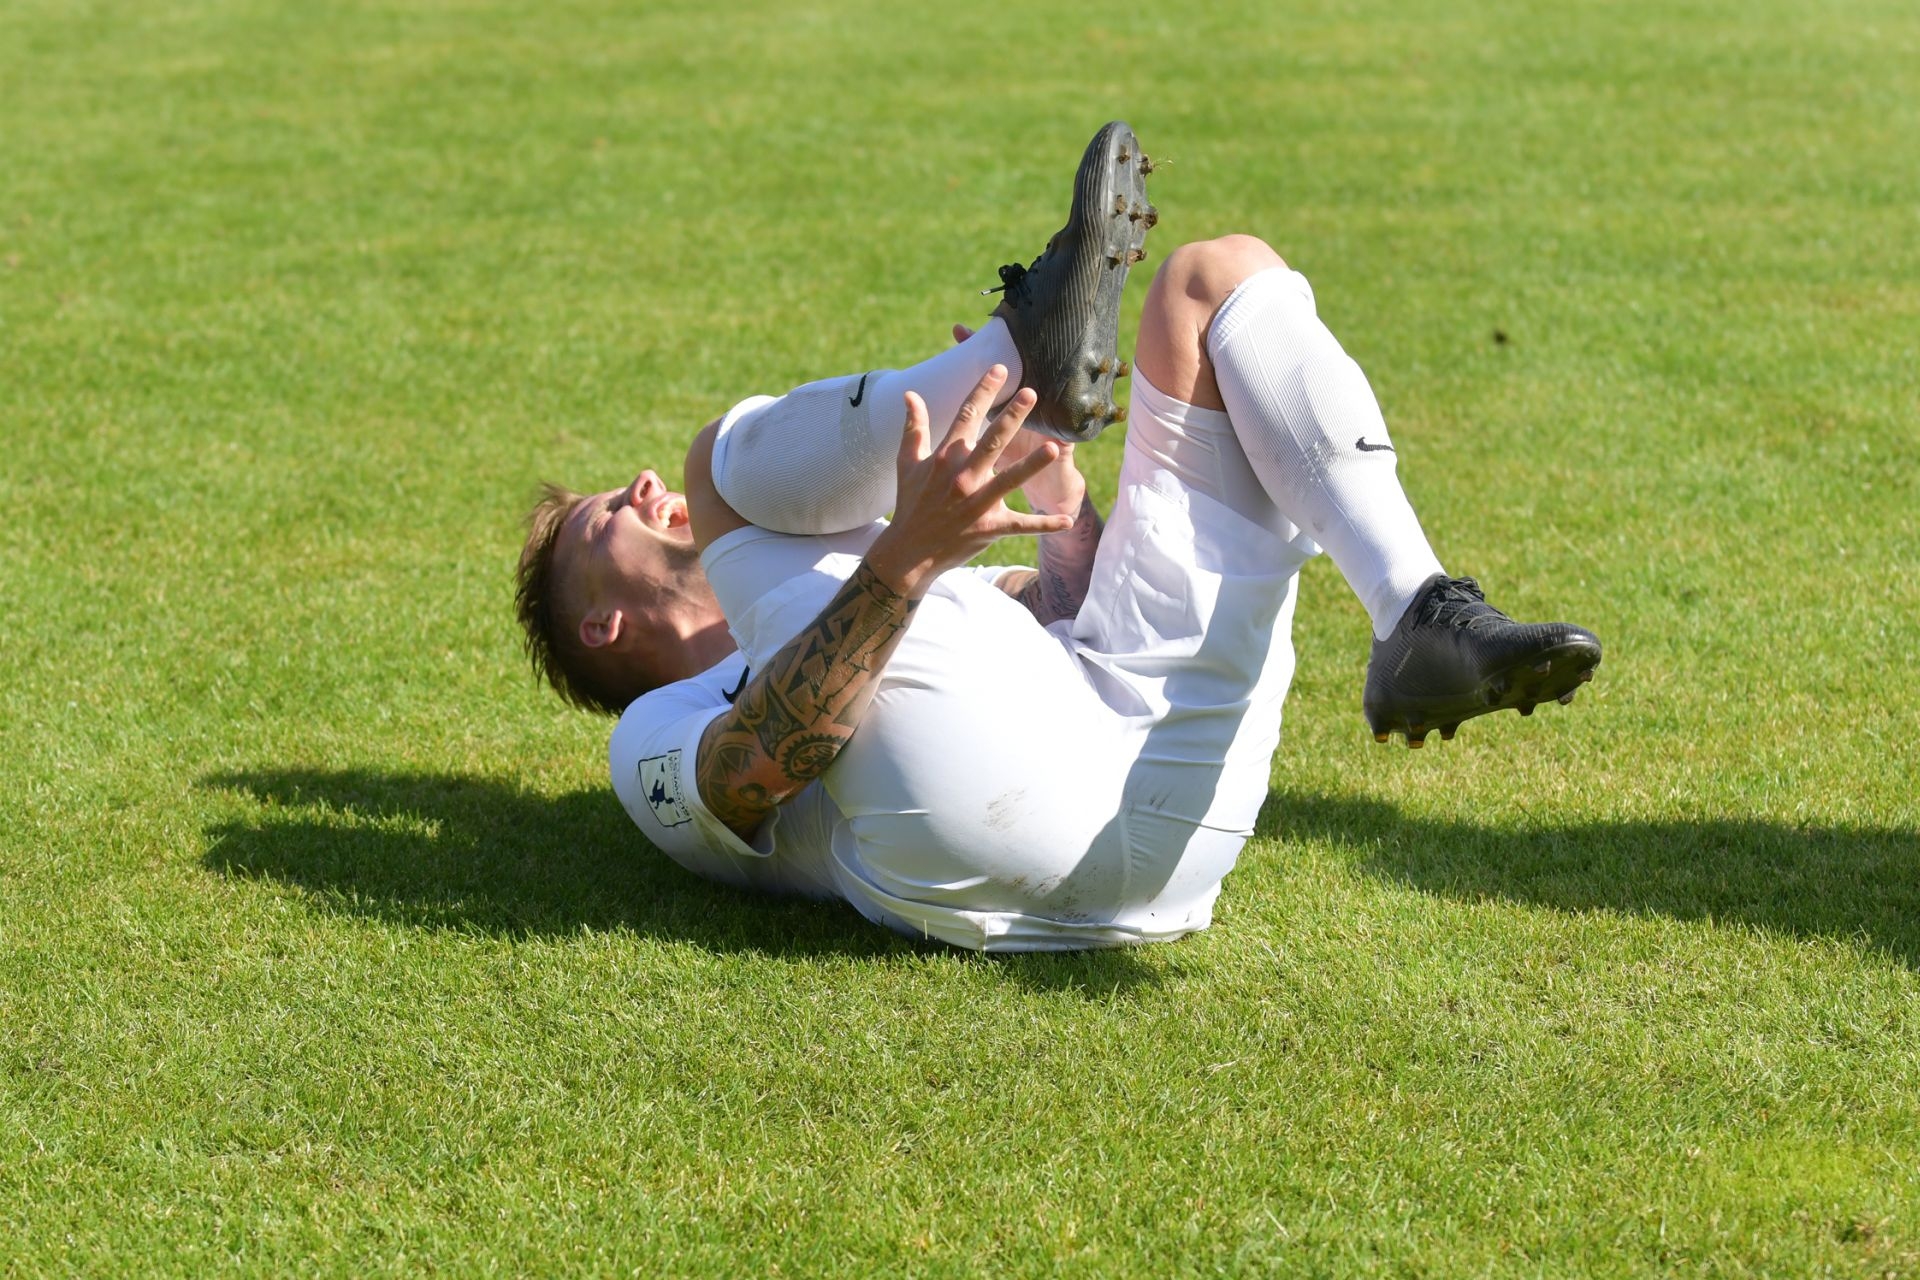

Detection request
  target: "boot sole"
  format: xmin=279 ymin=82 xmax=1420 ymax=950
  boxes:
xmin=999 ymin=122 xmax=1154 ymax=442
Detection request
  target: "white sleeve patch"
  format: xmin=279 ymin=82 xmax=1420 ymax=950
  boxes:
xmin=638 ymin=751 xmax=693 ymax=828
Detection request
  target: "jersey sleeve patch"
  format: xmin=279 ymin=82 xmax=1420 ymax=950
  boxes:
xmin=639 ymin=751 xmax=693 ymax=828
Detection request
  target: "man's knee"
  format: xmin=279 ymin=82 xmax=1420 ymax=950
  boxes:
xmin=1137 ymin=236 xmax=1288 ymax=410
xmin=1154 ymin=235 xmax=1287 ymax=315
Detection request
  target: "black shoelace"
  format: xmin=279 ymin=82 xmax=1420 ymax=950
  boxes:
xmin=1418 ymin=576 xmax=1496 ymax=628
xmin=982 ymin=260 xmax=1034 ymax=300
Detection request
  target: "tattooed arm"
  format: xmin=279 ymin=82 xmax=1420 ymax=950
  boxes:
xmin=999 ymin=493 xmax=1104 ymax=627
xmin=693 ymin=562 xmax=920 ymax=838
xmin=693 ymin=367 xmax=1072 ymax=841
xmin=990 ymin=437 xmax=1103 ymax=626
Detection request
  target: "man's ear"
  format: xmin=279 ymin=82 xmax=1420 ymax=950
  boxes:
xmin=579 ymin=607 xmax=624 ymax=651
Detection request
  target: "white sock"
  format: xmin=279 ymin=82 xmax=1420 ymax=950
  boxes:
xmin=1207 ymin=268 xmax=1445 ymax=640
xmin=869 ymin=319 xmax=1024 ymax=431
xmin=711 ymin=321 xmax=1023 ymax=535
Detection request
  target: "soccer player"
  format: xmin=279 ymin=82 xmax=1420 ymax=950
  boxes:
xmin=514 ymin=123 xmax=1601 ymax=951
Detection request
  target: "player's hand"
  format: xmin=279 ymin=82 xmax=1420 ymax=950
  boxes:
xmin=949 ymin=323 xmax=1091 ymax=519
xmin=865 ymin=366 xmax=1072 ymax=599
xmin=1010 ymin=435 xmax=1086 ymax=519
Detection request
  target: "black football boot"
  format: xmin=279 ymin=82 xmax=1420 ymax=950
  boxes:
xmin=1364 ymin=574 xmax=1602 ymax=747
xmin=985 ymin=120 xmax=1156 ymax=443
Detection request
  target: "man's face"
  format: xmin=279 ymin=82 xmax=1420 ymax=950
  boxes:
xmin=554 ymin=470 xmax=702 ymax=652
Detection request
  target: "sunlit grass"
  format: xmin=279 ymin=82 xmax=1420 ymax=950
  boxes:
xmin=3 ymin=0 xmax=1917 ymax=1273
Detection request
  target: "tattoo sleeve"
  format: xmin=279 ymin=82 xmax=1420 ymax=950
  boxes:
xmin=1014 ymin=494 xmax=1104 ymax=627
xmin=694 ymin=562 xmax=920 ymax=840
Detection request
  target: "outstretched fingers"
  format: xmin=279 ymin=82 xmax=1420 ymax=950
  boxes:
xmin=1004 ymin=508 xmax=1077 ymax=536
xmin=899 ymin=390 xmax=932 ymax=466
xmin=962 ymin=390 xmax=1071 ymax=532
xmin=896 ymin=378 xmax=1069 ymax=539
xmin=940 ymin=365 xmax=1010 ymax=451
xmin=973 ymin=432 xmax=1070 ymax=537
xmin=972 ymin=386 xmax=1038 ymax=469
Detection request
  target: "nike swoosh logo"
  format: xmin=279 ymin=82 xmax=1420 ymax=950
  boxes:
xmin=1355 ymin=437 xmax=1395 ymax=453
xmin=848 ymin=373 xmax=870 ymax=408
xmin=723 ymin=666 xmax=751 ymax=704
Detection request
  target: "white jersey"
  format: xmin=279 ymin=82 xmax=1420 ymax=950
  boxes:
xmin=607 ymin=650 xmax=840 ymax=901
xmin=612 ymin=370 xmax=1320 ymax=952
xmin=610 ymin=525 xmax=1165 ymax=949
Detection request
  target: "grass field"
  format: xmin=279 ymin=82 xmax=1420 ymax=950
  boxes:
xmin=4 ymin=0 xmax=1918 ymax=1273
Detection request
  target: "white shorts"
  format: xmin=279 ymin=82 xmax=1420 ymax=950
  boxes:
xmin=701 ymin=362 xmax=1320 ymax=950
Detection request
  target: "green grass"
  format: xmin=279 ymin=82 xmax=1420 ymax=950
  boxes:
xmin=4 ymin=0 xmax=1918 ymax=1273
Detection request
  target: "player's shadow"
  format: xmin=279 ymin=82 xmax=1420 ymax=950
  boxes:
xmin=197 ymin=767 xmax=1164 ymax=995
xmin=1259 ymin=789 xmax=1920 ymax=965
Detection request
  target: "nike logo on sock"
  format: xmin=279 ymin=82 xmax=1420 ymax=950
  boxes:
xmin=1355 ymin=437 xmax=1395 ymax=453
xmin=848 ymin=373 xmax=870 ymax=408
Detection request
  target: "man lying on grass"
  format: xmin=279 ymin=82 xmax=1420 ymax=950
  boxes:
xmin=514 ymin=123 xmax=1602 ymax=951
